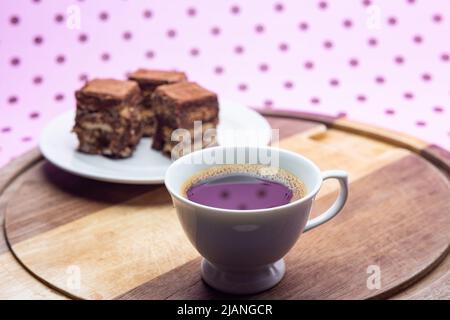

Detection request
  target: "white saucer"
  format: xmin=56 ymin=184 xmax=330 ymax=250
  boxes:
xmin=39 ymin=99 xmax=271 ymax=184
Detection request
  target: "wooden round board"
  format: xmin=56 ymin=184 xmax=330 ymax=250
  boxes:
xmin=0 ymin=150 xmax=66 ymax=299
xmin=1 ymin=111 xmax=450 ymax=300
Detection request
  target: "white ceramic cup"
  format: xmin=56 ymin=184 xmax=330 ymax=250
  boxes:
xmin=165 ymin=146 xmax=348 ymax=295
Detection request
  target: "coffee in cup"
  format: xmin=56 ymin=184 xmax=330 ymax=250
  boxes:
xmin=182 ymin=164 xmax=306 ymax=210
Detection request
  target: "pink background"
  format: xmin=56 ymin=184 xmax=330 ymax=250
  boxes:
xmin=1 ymin=0 xmax=449 ymax=168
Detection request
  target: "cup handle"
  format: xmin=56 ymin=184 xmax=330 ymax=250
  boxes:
xmin=303 ymin=170 xmax=349 ymax=233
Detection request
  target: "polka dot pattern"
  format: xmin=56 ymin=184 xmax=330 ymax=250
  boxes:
xmin=143 ymin=9 xmax=153 ymax=19
xmin=0 ymin=0 xmax=449 ymax=167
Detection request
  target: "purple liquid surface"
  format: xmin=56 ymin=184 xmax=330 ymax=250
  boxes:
xmin=186 ymin=173 xmax=293 ymax=210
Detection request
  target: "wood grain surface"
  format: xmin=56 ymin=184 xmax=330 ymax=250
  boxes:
xmin=0 ymin=113 xmax=449 ymax=300
xmin=0 ymin=150 xmax=66 ymax=299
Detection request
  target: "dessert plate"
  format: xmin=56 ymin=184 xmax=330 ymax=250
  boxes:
xmin=39 ymin=99 xmax=271 ymax=184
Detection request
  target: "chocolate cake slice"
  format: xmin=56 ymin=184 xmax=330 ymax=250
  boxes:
xmin=73 ymin=79 xmax=143 ymax=158
xmin=151 ymin=81 xmax=219 ymax=158
xmin=128 ymin=69 xmax=187 ymax=137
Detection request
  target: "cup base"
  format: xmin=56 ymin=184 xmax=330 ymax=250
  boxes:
xmin=201 ymin=258 xmax=285 ymax=295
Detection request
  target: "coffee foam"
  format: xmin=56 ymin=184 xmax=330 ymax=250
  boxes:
xmin=182 ymin=164 xmax=307 ymax=202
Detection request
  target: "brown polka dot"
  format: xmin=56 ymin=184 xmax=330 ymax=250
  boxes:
xmin=432 ymin=14 xmax=442 ymax=23
xmin=143 ymin=9 xmax=153 ymax=19
xmin=343 ymin=19 xmax=353 ymax=28
xmin=274 ymin=3 xmax=284 ymax=12
xmin=387 ymin=17 xmax=397 ymax=25
xmin=279 ymin=43 xmax=289 ymax=51
xmin=416 ymin=120 xmax=426 ymax=127
xmin=55 ymin=93 xmax=65 ymax=101
xmin=101 ymin=52 xmax=110 ymax=61
xmin=33 ymin=75 xmax=43 ymax=85
xmin=56 ymin=55 xmax=66 ymax=64
xmin=10 ymin=57 xmax=20 ymax=66
xmin=33 ymin=35 xmax=44 ymax=45
xmin=349 ymin=58 xmax=359 ymax=67
xmin=421 ymin=73 xmax=432 ymax=82
xmin=385 ymin=108 xmax=396 ymax=115
xmin=394 ymin=56 xmax=404 ymax=64
xmin=255 ymin=24 xmax=265 ymax=33
xmin=298 ymin=22 xmax=309 ymax=31
xmin=79 ymin=73 xmax=88 ymax=82
xmin=304 ymin=61 xmax=314 ymax=69
xmin=8 ymin=96 xmax=18 ymax=104
xmin=413 ymin=34 xmax=423 ymax=44
xmin=375 ymin=76 xmax=385 ymax=84
xmin=78 ymin=33 xmax=88 ymax=43
xmin=211 ymin=26 xmax=221 ymax=36
xmin=329 ymin=78 xmax=339 ymax=86
xmin=404 ymin=92 xmax=414 ymax=100
xmin=214 ymin=66 xmax=224 ymax=74
xmin=433 ymin=106 xmax=444 ymax=113
xmin=99 ymin=11 xmax=109 ymax=21
xmin=237 ymin=203 xmax=247 ymax=210
xmin=220 ymin=190 xmax=230 ymax=199
xmin=187 ymin=7 xmax=197 ymax=17
xmin=318 ymin=1 xmax=328 ymax=9
xmin=264 ymin=99 xmax=274 ymax=108
xmin=311 ymin=97 xmax=320 ymax=104
xmin=238 ymin=83 xmax=248 ymax=91
xmin=356 ymin=95 xmax=367 ymax=102
xmin=259 ymin=63 xmax=269 ymax=72
xmin=190 ymin=48 xmax=200 ymax=56
xmin=368 ymin=37 xmax=378 ymax=46
xmin=230 ymin=5 xmax=240 ymax=15
xmin=54 ymin=13 xmax=64 ymax=23
xmin=284 ymin=81 xmax=294 ymax=89
xmin=257 ymin=189 xmax=267 ymax=198
xmin=29 ymin=111 xmax=40 ymax=119
xmin=10 ymin=15 xmax=20 ymax=25
xmin=122 ymin=31 xmax=132 ymax=40
xmin=167 ymin=29 xmax=177 ymax=38
xmin=323 ymin=40 xmax=333 ymax=49
xmin=234 ymin=45 xmax=244 ymax=54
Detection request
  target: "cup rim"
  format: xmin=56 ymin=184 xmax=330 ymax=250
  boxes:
xmin=164 ymin=146 xmax=323 ymax=215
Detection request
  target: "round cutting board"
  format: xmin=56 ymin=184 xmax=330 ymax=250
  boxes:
xmin=1 ymin=111 xmax=450 ymax=300
xmin=0 ymin=150 xmax=66 ymax=299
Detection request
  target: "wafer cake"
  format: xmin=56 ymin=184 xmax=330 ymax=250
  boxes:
xmin=73 ymin=79 xmax=143 ymax=158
